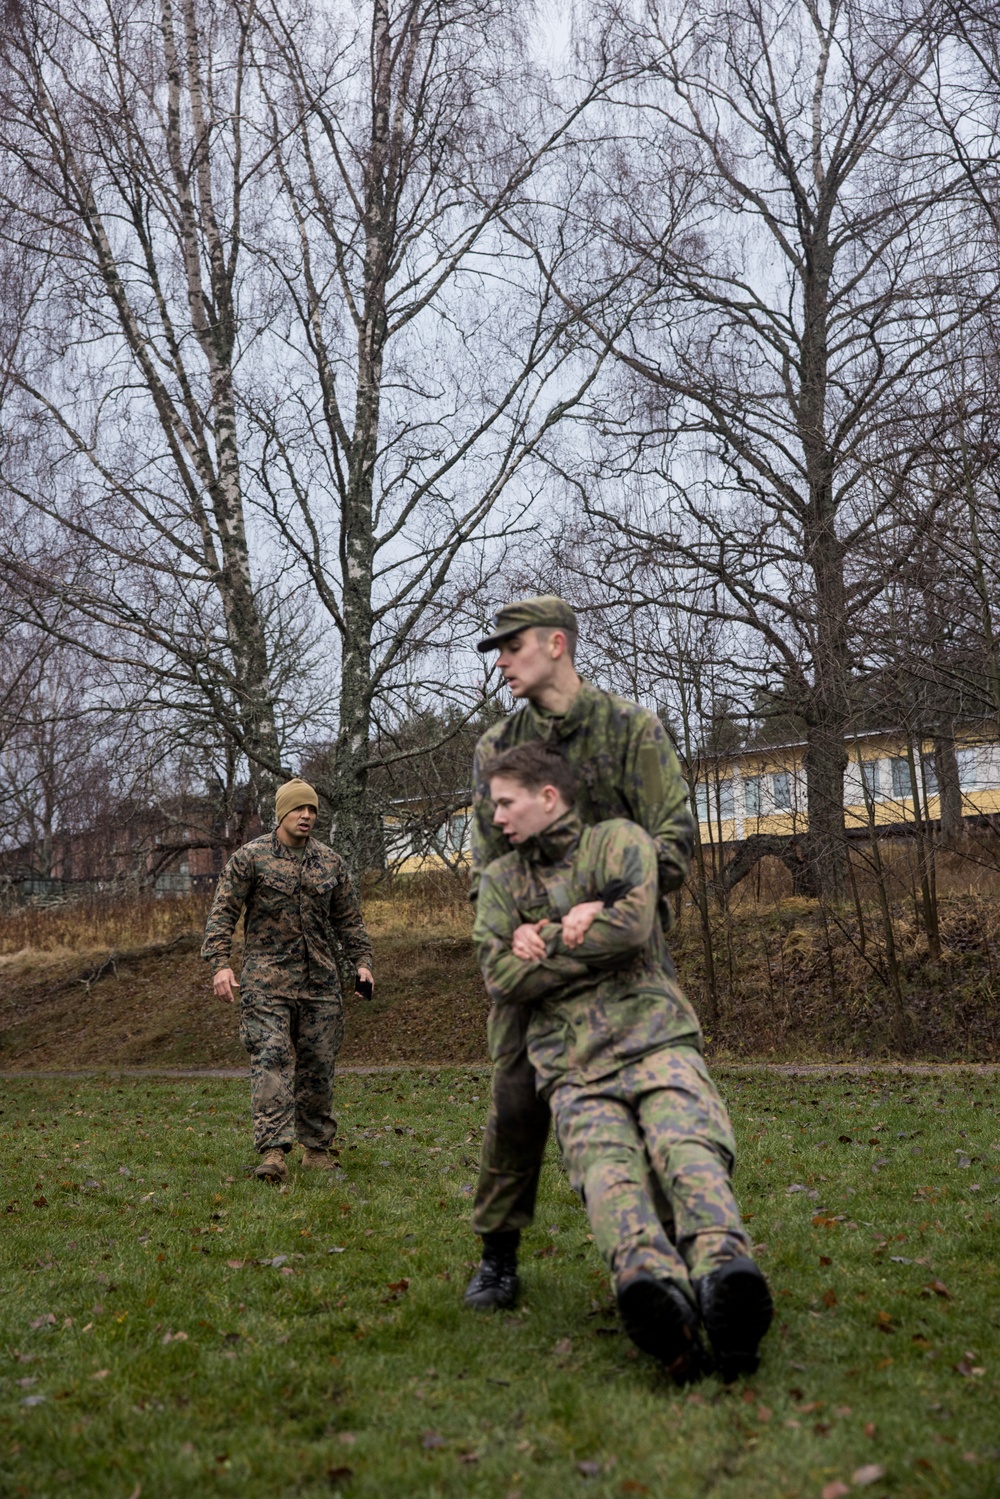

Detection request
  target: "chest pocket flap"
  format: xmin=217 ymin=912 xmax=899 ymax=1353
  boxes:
xmin=258 ymin=863 xmax=301 ymax=897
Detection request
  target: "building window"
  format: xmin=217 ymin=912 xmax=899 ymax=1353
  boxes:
xmin=772 ymin=770 xmax=793 ymax=811
xmin=957 ymin=749 xmax=979 ymax=789
xmin=744 ymin=775 xmax=763 ymax=816
xmin=431 ymin=814 xmax=470 ymax=857
xmin=694 ymin=780 xmax=734 ymax=825
xmin=861 ymin=760 xmax=881 ymax=800
xmin=890 ymin=757 xmax=911 ymax=799
xmin=921 ymin=755 xmax=938 ymax=795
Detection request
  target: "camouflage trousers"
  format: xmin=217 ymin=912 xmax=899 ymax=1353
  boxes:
xmin=549 ymin=1048 xmax=752 ymax=1295
xmin=239 ymin=990 xmax=345 ymax=1153
xmin=472 ymin=1002 xmax=551 ymax=1235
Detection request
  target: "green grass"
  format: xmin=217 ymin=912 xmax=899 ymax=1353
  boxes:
xmin=1 ymin=1068 xmax=998 ymax=1498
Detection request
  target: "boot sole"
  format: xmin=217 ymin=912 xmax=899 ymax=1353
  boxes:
xmin=617 ymin=1278 xmax=703 ymax=1383
xmin=702 ymin=1262 xmax=774 ymax=1381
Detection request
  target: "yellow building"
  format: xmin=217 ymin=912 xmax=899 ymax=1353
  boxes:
xmin=379 ymin=726 xmax=1000 ymax=868
xmin=693 ymin=727 xmax=1000 ymax=844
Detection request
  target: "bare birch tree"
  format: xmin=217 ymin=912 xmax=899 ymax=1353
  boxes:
xmin=569 ymin=0 xmax=995 ymax=899
xmin=241 ymin=0 xmax=618 ymax=871
xmin=0 ymin=0 xmax=289 ymax=831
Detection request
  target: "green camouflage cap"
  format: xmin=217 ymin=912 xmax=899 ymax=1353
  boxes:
xmin=476 ymin=595 xmax=578 ymax=652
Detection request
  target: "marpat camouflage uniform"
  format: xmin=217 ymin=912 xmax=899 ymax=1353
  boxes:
xmin=473 ymin=812 xmax=752 ymax=1296
xmin=470 ymin=680 xmax=695 ymax=1234
xmin=202 ymin=833 xmax=373 ymax=1152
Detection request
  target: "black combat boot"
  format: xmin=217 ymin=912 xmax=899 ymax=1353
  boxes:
xmin=464 ymin=1230 xmax=520 ymax=1311
xmin=616 ymin=1273 xmax=705 ymax=1384
xmin=696 ymin=1256 xmax=774 ymax=1382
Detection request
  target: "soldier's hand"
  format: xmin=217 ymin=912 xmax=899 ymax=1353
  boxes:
xmin=355 ymin=966 xmax=375 ymax=999
xmin=213 ymin=967 xmax=240 ymax=1004
xmin=512 ymin=921 xmax=547 ymax=962
xmin=561 ymin=900 xmax=605 ymax=949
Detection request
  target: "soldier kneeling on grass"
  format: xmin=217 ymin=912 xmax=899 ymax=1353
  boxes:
xmin=202 ymin=778 xmax=374 ymax=1183
xmin=472 ymin=742 xmax=773 ymax=1383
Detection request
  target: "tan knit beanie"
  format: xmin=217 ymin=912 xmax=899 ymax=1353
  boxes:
xmin=275 ymin=778 xmax=319 ymax=824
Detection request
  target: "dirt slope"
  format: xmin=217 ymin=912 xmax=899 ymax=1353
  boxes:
xmin=0 ymin=933 xmax=489 ymax=1070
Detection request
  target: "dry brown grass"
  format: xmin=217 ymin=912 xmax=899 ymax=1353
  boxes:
xmin=0 ymin=889 xmax=215 ymax=957
xmin=361 ymin=870 xmax=472 ymax=938
xmin=0 ymin=869 xmax=473 ymax=958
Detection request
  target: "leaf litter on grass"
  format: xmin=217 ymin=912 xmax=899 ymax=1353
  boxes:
xmin=1 ymin=1069 xmax=999 ymax=1497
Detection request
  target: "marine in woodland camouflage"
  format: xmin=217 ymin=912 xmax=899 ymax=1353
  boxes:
xmin=238 ymin=992 xmax=347 ymax=1151
xmin=202 ymin=833 xmax=372 ymax=1151
xmin=202 ymin=832 xmax=372 ymax=995
xmin=473 ymin=812 xmax=751 ymax=1293
xmin=469 ymin=681 xmax=696 ymax=1235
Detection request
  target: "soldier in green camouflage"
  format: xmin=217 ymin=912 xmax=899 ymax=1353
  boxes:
xmin=472 ymin=742 xmax=772 ymax=1381
xmin=202 ymin=777 xmax=374 ymax=1183
xmin=465 ymin=595 xmax=695 ymax=1310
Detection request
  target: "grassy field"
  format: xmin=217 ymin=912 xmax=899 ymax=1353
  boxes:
xmin=1 ymin=1068 xmax=998 ymax=1498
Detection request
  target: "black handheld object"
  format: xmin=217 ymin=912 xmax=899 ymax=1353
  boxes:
xmin=355 ymin=973 xmax=373 ymax=1000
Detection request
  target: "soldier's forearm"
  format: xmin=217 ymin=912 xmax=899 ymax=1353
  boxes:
xmin=653 ymin=808 xmax=695 ymax=890
xmin=551 ymin=897 xmax=655 ymax=963
xmin=479 ymin=922 xmax=589 ymax=1002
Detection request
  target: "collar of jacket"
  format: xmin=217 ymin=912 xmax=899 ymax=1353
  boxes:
xmin=519 ymin=808 xmax=583 ymax=867
xmin=270 ymin=831 xmax=310 ymax=861
xmin=525 ymin=679 xmax=598 ymax=740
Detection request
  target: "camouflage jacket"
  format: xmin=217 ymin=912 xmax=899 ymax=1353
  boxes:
xmin=201 ymin=833 xmax=373 ymax=998
xmin=472 ymin=811 xmax=702 ymax=1088
xmin=470 ymin=681 xmax=694 ymax=930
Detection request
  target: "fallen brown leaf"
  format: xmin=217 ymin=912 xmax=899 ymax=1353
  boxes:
xmin=821 ymin=1483 xmax=850 ymax=1499
xmin=421 ymin=1431 xmax=445 ymax=1450
xmin=822 ymin=1289 xmax=838 ymax=1308
xmin=851 ymin=1463 xmax=886 ymax=1487
xmin=577 ymin=1460 xmax=600 ymax=1477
